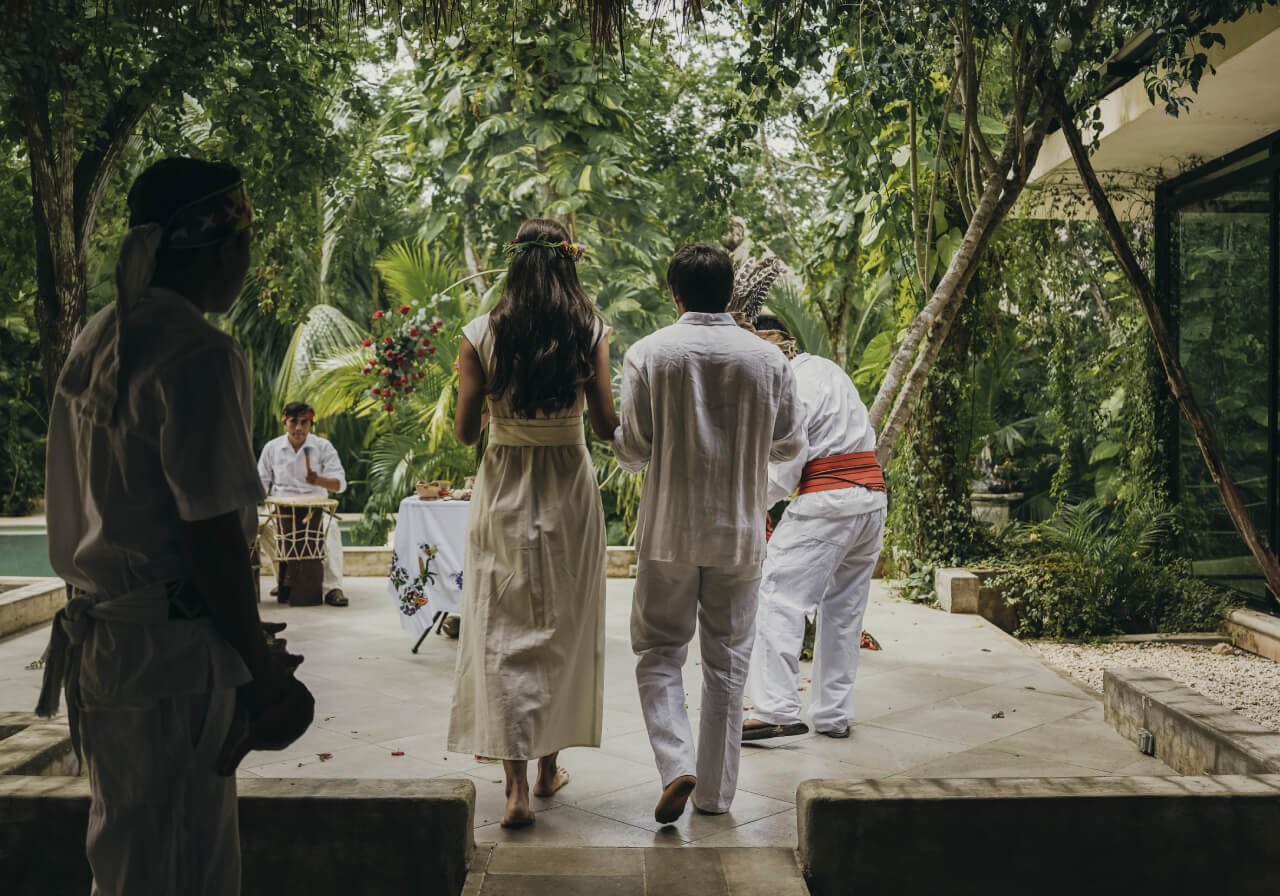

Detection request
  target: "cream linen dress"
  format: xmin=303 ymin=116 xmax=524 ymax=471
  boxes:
xmin=447 ymin=313 xmax=607 ymax=759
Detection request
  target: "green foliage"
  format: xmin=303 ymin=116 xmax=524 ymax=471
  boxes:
xmin=985 ymin=498 xmax=1241 ymax=638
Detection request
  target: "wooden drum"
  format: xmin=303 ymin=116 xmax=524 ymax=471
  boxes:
xmin=266 ymin=495 xmax=337 ymax=606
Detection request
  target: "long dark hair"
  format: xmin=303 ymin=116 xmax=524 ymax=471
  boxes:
xmin=488 ymin=218 xmax=599 ymax=417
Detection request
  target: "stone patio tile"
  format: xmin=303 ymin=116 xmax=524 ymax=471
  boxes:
xmin=376 ymin=732 xmax=491 ymax=773
xmin=754 ymin=721 xmax=970 ymax=774
xmin=460 ymin=844 xmax=494 ymax=896
xmin=982 ymin=711 xmax=1152 ymax=773
xmin=598 ymin=730 xmax=662 ymax=767
xmin=1115 ymin=756 xmax=1180 ymax=776
xmin=459 ymin=771 xmax=564 ymax=828
xmin=244 ymin=721 xmax=375 ymax=766
xmin=243 ymin=739 xmax=451 ymax=779
xmin=572 ymin=781 xmax=791 ymax=839
xmin=311 ymin=699 xmax=443 ymax=743
xmin=542 ymin=746 xmax=659 ymax=801
xmin=481 ymin=873 xmax=643 ymax=895
xmin=871 ymin=701 xmax=1048 ymax=746
xmin=947 ymin=683 xmax=1095 ymax=729
xmin=487 ymin=846 xmax=645 ymax=876
xmin=847 ymin=668 xmax=991 ymax=720
xmin=644 ymin=847 xmax=729 ymax=895
xmin=476 ymin=805 xmax=659 ymax=847
xmin=687 ymin=810 xmax=798 ymax=848
xmin=734 ymin=750 xmax=881 ymax=804
xmin=719 ymin=847 xmax=810 ymax=896
xmin=891 ymin=745 xmax=1111 ymax=778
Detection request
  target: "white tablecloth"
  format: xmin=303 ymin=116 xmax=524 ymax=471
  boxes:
xmin=388 ymin=495 xmax=470 ymax=637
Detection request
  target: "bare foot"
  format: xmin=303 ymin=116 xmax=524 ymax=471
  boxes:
xmin=501 ymin=784 xmax=534 ymax=828
xmin=533 ymin=765 xmax=571 ymax=798
xmin=654 ymin=774 xmax=697 ymax=825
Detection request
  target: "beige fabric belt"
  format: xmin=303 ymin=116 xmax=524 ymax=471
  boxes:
xmin=488 ymin=416 xmax=585 ymax=447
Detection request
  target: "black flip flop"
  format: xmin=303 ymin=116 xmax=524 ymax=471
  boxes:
xmin=742 ymin=721 xmax=810 ymax=742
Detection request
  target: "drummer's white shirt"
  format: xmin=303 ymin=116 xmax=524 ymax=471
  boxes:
xmin=257 ymin=433 xmax=347 ymax=498
xmin=44 ymin=288 xmax=261 ymax=704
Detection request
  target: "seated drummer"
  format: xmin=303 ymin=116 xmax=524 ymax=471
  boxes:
xmin=257 ymin=401 xmax=349 ymax=607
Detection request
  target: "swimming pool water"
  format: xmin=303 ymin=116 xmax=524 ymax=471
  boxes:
xmin=0 ymin=529 xmax=54 ymax=577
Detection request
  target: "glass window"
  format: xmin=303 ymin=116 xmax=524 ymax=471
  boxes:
xmin=1171 ymin=171 xmax=1274 ymax=598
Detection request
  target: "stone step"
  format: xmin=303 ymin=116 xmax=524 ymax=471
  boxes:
xmin=1228 ymin=607 xmax=1280 ymax=661
xmin=463 ymin=845 xmax=809 ymax=896
xmin=0 ymin=578 xmax=62 ymax=640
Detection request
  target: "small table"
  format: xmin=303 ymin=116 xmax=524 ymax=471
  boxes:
xmin=388 ymin=495 xmax=470 ymax=650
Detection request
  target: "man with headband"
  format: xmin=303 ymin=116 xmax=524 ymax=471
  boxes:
xmin=741 ymin=313 xmax=887 ymax=742
xmin=257 ymin=401 xmax=350 ymax=606
xmin=39 ymin=157 xmax=312 ymax=895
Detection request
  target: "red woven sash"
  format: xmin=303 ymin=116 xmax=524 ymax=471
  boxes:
xmin=798 ymin=451 xmax=885 ymax=495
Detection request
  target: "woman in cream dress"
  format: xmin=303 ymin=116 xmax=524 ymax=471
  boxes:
xmin=447 ymin=218 xmax=618 ymax=828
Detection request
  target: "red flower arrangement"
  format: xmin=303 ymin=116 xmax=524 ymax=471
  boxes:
xmin=360 ymin=306 xmax=447 ymax=413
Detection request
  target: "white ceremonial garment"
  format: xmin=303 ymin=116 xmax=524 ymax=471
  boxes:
xmin=745 ymin=353 xmax=888 ymax=734
xmin=257 ymin=433 xmax=347 ymax=592
xmin=45 ymin=288 xmax=262 ymax=896
xmin=614 ymin=311 xmax=805 ymax=812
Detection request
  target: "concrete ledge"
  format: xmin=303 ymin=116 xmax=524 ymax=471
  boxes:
xmin=342 ymin=546 xmax=392 ymax=577
xmin=607 ymin=545 xmax=636 ymax=578
xmin=0 ymin=578 xmax=63 ymax=640
xmin=1104 ymin=668 xmax=1280 ymax=775
xmin=1228 ymin=607 xmax=1280 ymax=662
xmin=0 ymin=776 xmax=476 ymax=896
xmin=0 ymin=715 xmax=75 ymax=776
xmin=934 ymin=567 xmax=1018 ymax=632
xmin=797 ymin=775 xmax=1280 ymax=896
xmin=344 ymin=545 xmax=639 ymax=578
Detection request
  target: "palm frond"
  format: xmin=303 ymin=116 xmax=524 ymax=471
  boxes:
xmin=768 ymin=279 xmax=834 ymax=360
xmin=375 ymin=241 xmax=461 ymax=307
xmin=275 ymin=304 xmax=367 ymax=411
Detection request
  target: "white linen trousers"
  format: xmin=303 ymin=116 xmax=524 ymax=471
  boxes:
xmin=631 ymin=560 xmax=761 ymax=813
xmin=746 ymin=501 xmax=885 ymax=733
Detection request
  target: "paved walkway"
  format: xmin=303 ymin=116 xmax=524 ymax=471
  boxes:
xmin=0 ymin=577 xmax=1170 ymax=854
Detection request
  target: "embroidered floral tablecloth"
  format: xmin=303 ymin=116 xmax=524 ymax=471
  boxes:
xmin=388 ymin=495 xmax=469 ymax=637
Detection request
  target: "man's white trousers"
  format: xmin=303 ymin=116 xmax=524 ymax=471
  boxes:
xmin=746 ymin=505 xmax=885 ymax=734
xmin=322 ymin=522 xmax=344 ymax=594
xmin=631 ymin=560 xmax=760 ymax=814
xmin=81 ymin=686 xmax=240 ymax=896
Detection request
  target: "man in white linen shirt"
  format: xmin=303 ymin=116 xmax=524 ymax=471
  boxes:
xmin=257 ymin=401 xmax=349 ymax=606
xmin=742 ymin=314 xmax=887 ymax=741
xmin=39 ymin=157 xmax=311 ymax=896
xmin=613 ymin=244 xmax=806 ymax=824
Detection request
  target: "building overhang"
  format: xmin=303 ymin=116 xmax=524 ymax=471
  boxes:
xmin=1022 ymin=5 xmax=1280 ymax=219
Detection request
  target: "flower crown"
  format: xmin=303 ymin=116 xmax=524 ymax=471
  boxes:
xmin=502 ymin=237 xmax=587 ymax=262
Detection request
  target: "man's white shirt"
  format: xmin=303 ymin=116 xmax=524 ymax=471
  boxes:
xmin=769 ymin=352 xmax=887 ymax=519
xmin=612 ymin=311 xmax=806 ymax=567
xmin=257 ymin=433 xmax=347 ymax=498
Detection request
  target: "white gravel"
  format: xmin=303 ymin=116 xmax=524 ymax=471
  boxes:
xmin=1031 ymin=640 xmax=1280 ymax=732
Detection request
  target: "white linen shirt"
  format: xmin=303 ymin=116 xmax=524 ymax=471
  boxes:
xmin=257 ymin=433 xmax=347 ymax=499
xmin=769 ymin=353 xmax=888 ymax=519
xmin=613 ymin=312 xmax=806 ymax=567
xmin=45 ymin=288 xmax=262 ymax=704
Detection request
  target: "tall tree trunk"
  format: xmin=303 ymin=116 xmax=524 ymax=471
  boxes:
xmin=22 ymin=86 xmax=88 ymax=405
xmin=1054 ymin=91 xmax=1280 ymax=598
xmin=872 ymin=142 xmax=1024 ymax=464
